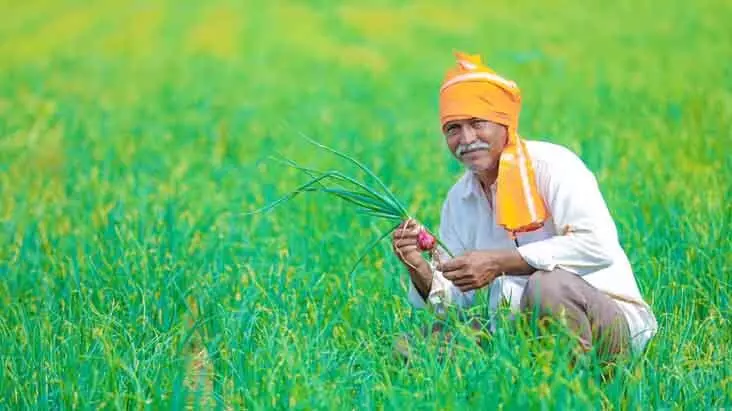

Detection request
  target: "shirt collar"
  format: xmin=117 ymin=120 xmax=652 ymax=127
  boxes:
xmin=460 ymin=171 xmax=496 ymax=201
xmin=460 ymin=171 xmax=481 ymax=200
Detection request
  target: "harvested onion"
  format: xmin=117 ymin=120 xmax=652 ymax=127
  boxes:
xmin=417 ymin=228 xmax=436 ymax=251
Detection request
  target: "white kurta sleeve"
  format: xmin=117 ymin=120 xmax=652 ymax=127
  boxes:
xmin=517 ymin=152 xmax=618 ymax=274
xmin=407 ymin=197 xmax=475 ymax=310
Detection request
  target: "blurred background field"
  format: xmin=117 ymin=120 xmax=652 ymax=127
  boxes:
xmin=1 ymin=0 xmax=730 ymax=408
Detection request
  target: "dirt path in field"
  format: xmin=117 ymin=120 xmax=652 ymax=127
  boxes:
xmin=183 ymin=297 xmax=216 ymax=409
xmin=185 ymin=345 xmax=215 ymax=409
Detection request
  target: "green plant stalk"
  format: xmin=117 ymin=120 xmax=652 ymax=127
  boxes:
xmin=299 ymin=132 xmax=410 ymax=216
xmin=270 ymin=155 xmax=404 ymax=215
xmin=265 ymin=141 xmax=457 ymax=261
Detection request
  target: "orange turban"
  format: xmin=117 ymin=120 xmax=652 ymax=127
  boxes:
xmin=439 ymin=52 xmax=548 ymax=235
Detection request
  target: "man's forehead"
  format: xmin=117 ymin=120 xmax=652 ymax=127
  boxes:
xmin=445 ymin=117 xmax=476 ymax=125
xmin=443 ymin=117 xmax=491 ymax=127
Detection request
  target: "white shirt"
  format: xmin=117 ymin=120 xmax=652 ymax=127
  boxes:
xmin=407 ymin=140 xmax=658 ymax=354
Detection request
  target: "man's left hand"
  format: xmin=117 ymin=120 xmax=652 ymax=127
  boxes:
xmin=437 ymin=251 xmax=504 ymax=292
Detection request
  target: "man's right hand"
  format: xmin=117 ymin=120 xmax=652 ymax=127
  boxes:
xmin=391 ymin=219 xmax=430 ymax=273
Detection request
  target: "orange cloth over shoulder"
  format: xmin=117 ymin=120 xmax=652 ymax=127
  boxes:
xmin=439 ymin=52 xmax=548 ymax=235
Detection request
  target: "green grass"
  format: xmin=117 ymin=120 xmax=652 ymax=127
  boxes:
xmin=1 ymin=0 xmax=731 ymax=408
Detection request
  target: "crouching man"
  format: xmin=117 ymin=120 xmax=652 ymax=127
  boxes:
xmin=392 ymin=52 xmax=657 ymax=359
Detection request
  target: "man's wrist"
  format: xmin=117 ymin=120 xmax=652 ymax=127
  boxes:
xmin=406 ymin=258 xmax=433 ymax=298
xmin=494 ymin=248 xmax=534 ymax=275
xmin=406 ymin=258 xmax=431 ymax=275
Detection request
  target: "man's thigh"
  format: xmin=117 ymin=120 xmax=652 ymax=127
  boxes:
xmin=520 ymin=269 xmax=631 ymax=356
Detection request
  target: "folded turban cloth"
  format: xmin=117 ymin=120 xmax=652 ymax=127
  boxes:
xmin=439 ymin=52 xmax=548 ymax=235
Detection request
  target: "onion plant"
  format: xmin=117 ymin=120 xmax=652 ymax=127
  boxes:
xmin=248 ymin=135 xmax=454 ymax=275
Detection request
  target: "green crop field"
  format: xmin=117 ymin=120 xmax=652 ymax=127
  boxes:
xmin=1 ymin=0 xmax=730 ymax=409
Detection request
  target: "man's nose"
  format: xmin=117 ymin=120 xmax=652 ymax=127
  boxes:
xmin=460 ymin=125 xmax=478 ymax=144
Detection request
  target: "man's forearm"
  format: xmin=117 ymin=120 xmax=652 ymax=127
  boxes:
xmin=407 ymin=261 xmax=433 ymax=300
xmin=409 ymin=249 xmax=534 ymax=300
xmin=496 ymin=248 xmax=535 ymax=276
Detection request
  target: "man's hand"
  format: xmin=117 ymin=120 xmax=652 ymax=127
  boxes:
xmin=392 ymin=219 xmax=435 ymax=299
xmin=391 ymin=219 xmax=430 ymax=273
xmin=437 ymin=251 xmax=503 ymax=292
xmin=437 ymin=249 xmax=535 ymax=292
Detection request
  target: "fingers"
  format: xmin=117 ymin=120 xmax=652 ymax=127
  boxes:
xmin=392 ymin=230 xmax=419 ymax=240
xmin=393 ymin=244 xmax=426 ymax=271
xmin=392 ymin=219 xmax=424 ymax=266
xmin=393 ymin=225 xmax=420 ymax=240
xmin=457 ymin=277 xmax=491 ymax=292
xmin=453 ymin=275 xmax=496 ymax=292
xmin=393 ymin=237 xmax=418 ymax=249
xmin=391 ymin=220 xmax=420 ymax=260
xmin=395 ymin=218 xmax=415 ymax=231
xmin=394 ymin=245 xmax=420 ymax=255
xmin=441 ymin=269 xmax=476 ymax=292
xmin=403 ymin=218 xmax=419 ymax=230
xmin=441 ymin=271 xmax=477 ymax=291
xmin=450 ymin=276 xmax=473 ymax=286
xmin=442 ymin=269 xmax=467 ymax=282
xmin=437 ymin=257 xmax=465 ymax=273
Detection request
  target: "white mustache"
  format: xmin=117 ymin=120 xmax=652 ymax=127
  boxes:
xmin=457 ymin=141 xmax=492 ymax=156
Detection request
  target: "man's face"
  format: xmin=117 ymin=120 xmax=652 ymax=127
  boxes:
xmin=443 ymin=118 xmax=508 ymax=173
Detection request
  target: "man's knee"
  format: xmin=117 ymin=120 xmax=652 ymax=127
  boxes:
xmin=520 ymin=270 xmax=572 ymax=313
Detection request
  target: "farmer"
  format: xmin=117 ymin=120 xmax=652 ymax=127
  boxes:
xmin=391 ymin=52 xmax=657 ymax=358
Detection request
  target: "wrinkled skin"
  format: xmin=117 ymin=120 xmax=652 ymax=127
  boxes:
xmin=443 ymin=117 xmax=508 ymax=177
